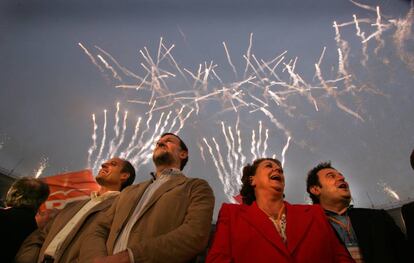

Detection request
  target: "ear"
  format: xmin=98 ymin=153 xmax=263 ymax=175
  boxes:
xmin=179 ymin=150 xmax=188 ymax=160
xmin=120 ymin=172 xmax=130 ymax=183
xmin=250 ymin=176 xmax=256 ymax=187
xmin=309 ymin=185 xmax=321 ymax=196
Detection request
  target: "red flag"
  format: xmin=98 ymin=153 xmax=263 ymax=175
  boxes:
xmin=36 ymin=169 xmax=100 ymax=227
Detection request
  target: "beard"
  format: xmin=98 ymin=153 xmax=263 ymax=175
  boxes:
xmin=153 ymin=150 xmax=175 ymax=167
xmin=95 ymin=176 xmax=105 ymax=186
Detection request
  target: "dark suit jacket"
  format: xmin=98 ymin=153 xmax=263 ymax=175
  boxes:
xmin=348 ymin=207 xmax=409 ymax=263
xmin=16 ymin=195 xmax=117 ymax=263
xmin=206 ymin=202 xmax=354 ymax=263
xmin=402 ymin=201 xmax=414 ymax=247
xmin=79 ymin=175 xmax=215 ymax=263
xmin=0 ymin=207 xmax=37 ymax=263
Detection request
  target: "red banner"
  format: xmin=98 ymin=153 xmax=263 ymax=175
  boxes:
xmin=36 ymin=169 xmax=100 ymax=227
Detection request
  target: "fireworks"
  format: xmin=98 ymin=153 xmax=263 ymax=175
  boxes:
xmin=34 ymin=157 xmax=48 ymax=179
xmin=378 ymin=181 xmax=400 ymax=202
xmin=87 ymin=102 xmax=193 ymax=175
xmin=202 ymin=121 xmax=290 ymax=203
xmin=80 ymin=1 xmax=413 ymax=204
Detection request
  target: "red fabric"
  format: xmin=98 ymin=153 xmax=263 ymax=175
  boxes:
xmin=36 ymin=169 xmax=99 ymax=226
xmin=207 ymin=202 xmax=355 ymax=263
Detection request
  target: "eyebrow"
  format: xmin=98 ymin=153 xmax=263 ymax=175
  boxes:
xmin=163 ymin=136 xmax=179 ymax=142
xmin=264 ymin=162 xmax=282 ymax=168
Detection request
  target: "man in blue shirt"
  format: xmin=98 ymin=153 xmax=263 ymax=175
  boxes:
xmin=306 ymin=161 xmax=408 ymax=263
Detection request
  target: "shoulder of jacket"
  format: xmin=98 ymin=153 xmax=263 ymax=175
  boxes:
xmin=221 ymin=203 xmax=243 ymax=212
xmin=287 ymin=203 xmax=326 ymax=216
xmin=351 ymin=207 xmax=382 ymax=214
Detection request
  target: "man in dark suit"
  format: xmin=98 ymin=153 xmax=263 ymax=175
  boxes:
xmin=0 ymin=177 xmax=50 ymax=263
xmin=306 ymin=161 xmax=408 ymax=263
xmin=401 ymin=149 xmax=414 ymax=247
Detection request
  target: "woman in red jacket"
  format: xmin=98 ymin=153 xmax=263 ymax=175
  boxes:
xmin=206 ymin=158 xmax=355 ymax=263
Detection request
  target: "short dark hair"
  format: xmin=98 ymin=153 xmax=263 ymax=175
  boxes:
xmin=160 ymin=133 xmax=189 ymax=170
xmin=240 ymin=158 xmax=282 ymax=205
xmin=6 ymin=177 xmax=50 ymax=212
xmin=120 ymin=160 xmax=136 ymax=190
xmin=306 ymin=161 xmax=333 ymax=204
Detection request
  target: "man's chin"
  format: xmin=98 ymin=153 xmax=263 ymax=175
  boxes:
xmin=341 ymin=195 xmax=352 ymax=204
xmin=153 ymin=152 xmax=174 ymax=167
xmin=95 ymin=176 xmax=104 ymax=185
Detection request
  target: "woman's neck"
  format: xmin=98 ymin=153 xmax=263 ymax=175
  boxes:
xmin=256 ymin=194 xmax=284 ymax=219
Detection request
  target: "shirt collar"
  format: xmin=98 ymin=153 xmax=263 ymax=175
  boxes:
xmin=151 ymin=168 xmax=182 ymax=180
xmin=90 ymin=191 xmax=120 ymax=202
xmin=324 ymin=205 xmax=353 ymax=216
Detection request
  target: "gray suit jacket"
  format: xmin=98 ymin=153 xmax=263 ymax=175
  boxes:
xmin=79 ymin=174 xmax=215 ymax=263
xmin=16 ymin=195 xmax=117 ymax=263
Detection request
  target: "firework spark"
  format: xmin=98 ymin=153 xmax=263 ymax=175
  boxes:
xmin=378 ymin=181 xmax=400 ymax=201
xmin=34 ymin=157 xmax=48 ymax=178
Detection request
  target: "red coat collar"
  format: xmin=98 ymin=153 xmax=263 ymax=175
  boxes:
xmin=239 ymin=201 xmax=315 ymax=256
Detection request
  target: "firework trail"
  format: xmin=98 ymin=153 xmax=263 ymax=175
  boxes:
xmin=203 ymin=121 xmax=289 ymax=202
xmin=78 ymin=43 xmax=104 ymax=73
xmin=391 ymin=5 xmax=414 ymax=71
xmin=106 ymin=109 xmax=129 ymax=161
xmin=87 ymin=114 xmax=98 ymax=168
xmin=88 ymin=103 xmax=193 ymax=175
xmin=97 ymin=55 xmax=123 ymax=82
xmin=281 ymin=136 xmax=291 ymax=167
xmin=108 ymin=102 xmax=121 ymax=156
xmin=34 ymin=157 xmax=48 ymax=178
xmin=223 ymin=41 xmax=238 ymax=78
xmin=92 ymin=109 xmax=107 ymax=171
xmin=378 ymin=181 xmax=400 ymax=201
xmin=82 ymin=31 xmax=372 ymax=128
xmin=337 ymin=1 xmax=414 ymax=72
xmin=352 ymin=14 xmax=369 ymax=66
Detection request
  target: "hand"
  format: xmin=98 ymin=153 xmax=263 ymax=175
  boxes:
xmin=92 ymin=251 xmax=130 ymax=263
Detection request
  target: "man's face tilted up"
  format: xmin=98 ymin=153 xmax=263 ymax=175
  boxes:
xmin=153 ymin=134 xmax=188 ymax=170
xmin=312 ymin=168 xmax=352 ymax=206
xmin=95 ymin=157 xmax=129 ymax=190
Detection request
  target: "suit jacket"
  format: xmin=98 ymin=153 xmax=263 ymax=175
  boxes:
xmin=402 ymin=201 xmax=414 ymax=247
xmin=79 ymin=174 xmax=215 ymax=263
xmin=0 ymin=207 xmax=37 ymax=263
xmin=348 ymin=207 xmax=409 ymax=263
xmin=206 ymin=202 xmax=354 ymax=263
xmin=15 ymin=195 xmax=117 ymax=263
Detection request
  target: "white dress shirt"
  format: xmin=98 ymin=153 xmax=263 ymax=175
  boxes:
xmin=44 ymin=191 xmax=119 ymax=258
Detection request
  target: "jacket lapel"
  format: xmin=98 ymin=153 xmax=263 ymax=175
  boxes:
xmin=47 ymin=199 xmax=90 ymax=240
xmin=39 ymin=199 xmax=91 ymax=262
xmin=285 ymin=203 xmax=314 ymax=254
xmin=107 ymin=181 xmax=152 ymax=253
xmin=55 ymin=196 xmax=118 ymax=261
xmin=135 ymin=175 xmax=187 ymax=223
xmin=119 ymin=181 xmax=152 ymax=223
xmin=239 ymin=202 xmax=290 ymax=257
